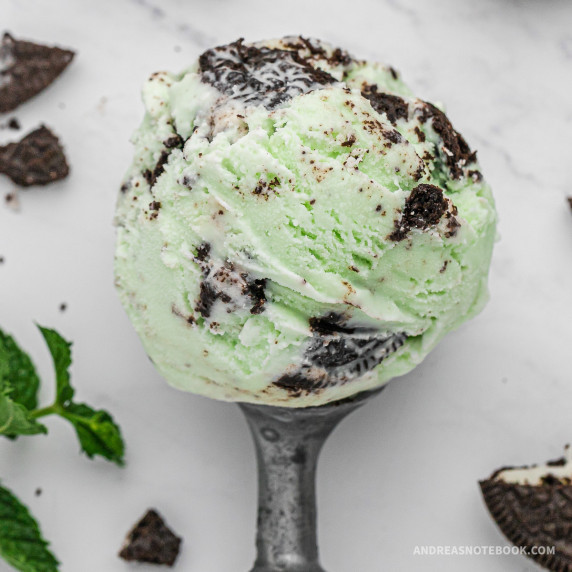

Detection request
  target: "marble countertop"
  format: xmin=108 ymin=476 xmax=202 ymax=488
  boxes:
xmin=1 ymin=0 xmax=572 ymax=570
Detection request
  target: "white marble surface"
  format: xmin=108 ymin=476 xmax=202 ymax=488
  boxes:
xmin=1 ymin=0 xmax=572 ymax=570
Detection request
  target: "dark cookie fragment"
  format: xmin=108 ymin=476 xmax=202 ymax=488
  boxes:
xmin=419 ymin=102 xmax=476 ymax=179
xmin=245 ymin=278 xmax=267 ymax=315
xmin=567 ymin=196 xmax=572 ymax=213
xmin=119 ymin=509 xmax=181 ymax=567
xmin=143 ymin=135 xmax=184 ymax=187
xmin=389 ymin=184 xmax=449 ymax=241
xmin=199 ymin=38 xmax=337 ymax=109
xmin=0 ymin=33 xmax=75 ymax=113
xmin=193 ymin=247 xmax=267 ymax=318
xmin=305 ymin=333 xmax=406 ymax=372
xmin=309 ymin=312 xmax=355 ymax=336
xmin=195 ymin=242 xmax=211 ymax=262
xmin=1 ymin=117 xmax=20 ymax=130
xmin=0 ymin=125 xmax=69 ymax=187
xmin=282 ymin=36 xmax=353 ymax=67
xmin=361 ymin=84 xmax=409 ymax=125
xmin=274 ymin=372 xmax=322 ymax=395
xmin=195 ymin=280 xmax=223 ymax=319
xmin=274 ymin=318 xmax=407 ymax=396
xmin=480 ymin=478 xmax=572 ymax=571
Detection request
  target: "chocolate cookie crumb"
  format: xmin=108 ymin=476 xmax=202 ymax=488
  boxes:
xmin=418 ymin=102 xmax=476 ymax=179
xmin=246 ymin=278 xmax=267 ymax=315
xmin=362 ymin=84 xmax=409 ymax=125
xmin=567 ymin=196 xmax=572 ymax=212
xmin=7 ymin=118 xmax=20 ymax=130
xmin=119 ymin=509 xmax=181 ymax=567
xmin=413 ymin=126 xmax=426 ymax=143
xmin=341 ymin=134 xmax=356 ymax=147
xmin=195 ymin=242 xmax=211 ymax=263
xmin=0 ymin=33 xmax=75 ymax=113
xmin=59 ymin=303 xmax=67 ymax=312
xmin=164 ymin=135 xmax=184 ymax=149
xmin=0 ymin=256 xmax=4 ymax=264
xmin=309 ymin=313 xmax=355 ymax=336
xmin=273 ymin=372 xmax=323 ymax=395
xmin=389 ymin=184 xmax=448 ymax=241
xmin=5 ymin=192 xmax=20 ymax=211
xmin=0 ymin=125 xmax=69 ymax=187
xmin=35 ymin=488 xmax=42 ymax=496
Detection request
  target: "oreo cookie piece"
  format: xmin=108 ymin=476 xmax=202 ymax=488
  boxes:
xmin=274 ymin=313 xmax=407 ymax=395
xmin=361 ymin=83 xmax=409 ymax=125
xmin=389 ymin=183 xmax=449 ymax=242
xmin=198 ymin=38 xmax=337 ymax=109
xmin=418 ymin=101 xmax=476 ymax=180
xmin=480 ymin=445 xmax=572 ymax=571
xmin=0 ymin=33 xmax=75 ymax=113
xmin=0 ymin=125 xmax=69 ymax=187
xmin=119 ymin=509 xmax=182 ymax=567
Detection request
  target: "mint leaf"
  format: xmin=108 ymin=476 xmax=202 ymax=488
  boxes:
xmin=61 ymin=402 xmax=125 ymax=466
xmin=0 ymin=328 xmax=40 ymax=411
xmin=0 ymin=483 xmax=59 ymax=572
xmin=0 ymin=389 xmax=47 ymax=437
xmin=37 ymin=326 xmax=73 ymax=405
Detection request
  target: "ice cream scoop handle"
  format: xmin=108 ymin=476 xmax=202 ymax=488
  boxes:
xmin=239 ymin=388 xmax=382 ymax=572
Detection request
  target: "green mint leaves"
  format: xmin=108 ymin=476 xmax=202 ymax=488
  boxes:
xmin=59 ymin=403 xmax=125 ymax=465
xmin=0 ymin=325 xmax=126 ymax=571
xmin=0 ymin=333 xmax=46 ymax=438
xmin=33 ymin=327 xmax=125 ymax=465
xmin=37 ymin=327 xmax=73 ymax=406
xmin=0 ymin=330 xmax=40 ymax=411
xmin=0 ymin=325 xmax=125 ymax=465
xmin=0 ymin=390 xmax=47 ymax=437
xmin=0 ymin=484 xmax=59 ymax=572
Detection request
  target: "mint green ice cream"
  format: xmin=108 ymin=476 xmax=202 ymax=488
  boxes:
xmin=114 ymin=37 xmax=496 ymax=407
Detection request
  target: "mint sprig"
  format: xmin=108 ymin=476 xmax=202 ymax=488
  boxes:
xmin=0 ymin=338 xmax=46 ymax=438
xmin=0 ymin=325 xmax=125 ymax=465
xmin=28 ymin=327 xmax=125 ymax=465
xmin=0 ymin=389 xmax=47 ymax=437
xmin=0 ymin=330 xmax=40 ymax=411
xmin=0 ymin=484 xmax=58 ymax=572
xmin=0 ymin=324 xmax=126 ymax=571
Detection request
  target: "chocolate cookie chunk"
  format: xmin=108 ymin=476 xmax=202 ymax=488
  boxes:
xmin=0 ymin=125 xmax=69 ymax=186
xmin=480 ymin=447 xmax=572 ymax=571
xmin=119 ymin=509 xmax=182 ymax=567
xmin=274 ymin=319 xmax=407 ymax=396
xmin=199 ymin=38 xmax=336 ymax=109
xmin=389 ymin=184 xmax=449 ymax=241
xmin=361 ymin=84 xmax=409 ymax=125
xmin=0 ymin=33 xmax=75 ymax=113
xmin=418 ymin=102 xmax=476 ymax=179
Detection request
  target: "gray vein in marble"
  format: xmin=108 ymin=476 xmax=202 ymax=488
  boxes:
xmin=131 ymin=0 xmax=165 ymax=19
xmin=384 ymin=0 xmax=420 ymax=24
xmin=129 ymin=0 xmax=214 ymax=48
xmin=177 ymin=23 xmax=216 ymax=50
xmin=472 ymin=134 xmax=550 ymax=191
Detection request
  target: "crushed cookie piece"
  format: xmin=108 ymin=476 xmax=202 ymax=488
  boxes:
xmin=0 ymin=33 xmax=75 ymax=113
xmin=119 ymin=509 xmax=182 ymax=567
xmin=362 ymin=84 xmax=409 ymax=125
xmin=0 ymin=126 xmax=69 ymax=187
xmin=389 ymin=184 xmax=448 ymax=242
xmin=199 ymin=38 xmax=336 ymax=109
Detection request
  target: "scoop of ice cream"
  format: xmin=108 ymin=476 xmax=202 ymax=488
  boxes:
xmin=114 ymin=36 xmax=496 ymax=407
